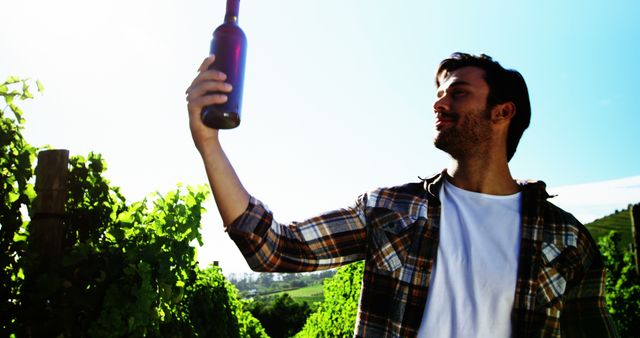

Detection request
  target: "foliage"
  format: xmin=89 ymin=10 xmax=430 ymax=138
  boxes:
xmin=295 ymin=262 xmax=364 ymax=338
xmin=257 ymin=273 xmax=275 ymax=288
xmin=16 ymin=151 xmax=211 ymax=336
xmin=587 ymin=206 xmax=634 ymax=250
xmin=187 ymin=265 xmax=268 ymax=338
xmin=230 ymin=270 xmax=334 ymax=304
xmin=269 ymin=283 xmax=324 ymax=305
xmin=0 ymin=76 xmax=40 ymax=336
xmin=247 ymin=293 xmax=311 ymax=338
xmin=0 ymin=76 xmax=267 ymax=337
xmin=598 ymin=231 xmax=640 ymax=338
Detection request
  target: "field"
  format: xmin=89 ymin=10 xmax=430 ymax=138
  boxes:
xmin=267 ymin=283 xmax=325 ymax=304
xmin=585 ymin=207 xmax=634 ymax=250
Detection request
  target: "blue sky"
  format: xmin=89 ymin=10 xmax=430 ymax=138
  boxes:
xmin=2 ymin=0 xmax=639 ymax=274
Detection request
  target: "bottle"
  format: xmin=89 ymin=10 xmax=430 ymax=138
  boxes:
xmin=201 ymin=0 xmax=247 ymax=129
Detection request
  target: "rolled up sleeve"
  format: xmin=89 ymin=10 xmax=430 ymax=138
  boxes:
xmin=227 ymin=195 xmax=368 ymax=272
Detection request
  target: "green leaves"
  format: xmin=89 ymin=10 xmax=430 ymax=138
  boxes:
xmin=295 ymin=262 xmax=364 ymax=338
xmin=35 ymin=80 xmax=45 ymax=94
xmin=0 ymin=76 xmax=38 ymax=336
xmin=38 ymin=149 xmax=257 ymax=337
xmin=1 ymin=76 xmax=43 ymax=123
xmin=598 ymin=231 xmax=640 ymax=337
xmin=1 ymin=76 xmax=268 ymax=337
xmin=248 ymin=293 xmax=312 ymax=338
xmin=25 ymin=154 xmax=235 ymax=337
xmin=4 ymin=76 xmax=21 ymax=84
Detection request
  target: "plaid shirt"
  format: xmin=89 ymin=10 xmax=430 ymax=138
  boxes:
xmin=227 ymin=172 xmax=618 ymax=337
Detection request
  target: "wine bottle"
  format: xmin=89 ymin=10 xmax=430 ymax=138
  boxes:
xmin=201 ymin=0 xmax=247 ymax=129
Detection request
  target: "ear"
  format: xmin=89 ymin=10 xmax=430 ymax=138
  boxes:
xmin=491 ymin=102 xmax=516 ymax=124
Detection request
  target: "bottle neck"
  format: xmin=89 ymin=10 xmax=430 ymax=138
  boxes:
xmin=224 ymin=0 xmax=240 ymax=23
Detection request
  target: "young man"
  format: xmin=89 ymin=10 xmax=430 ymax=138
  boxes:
xmin=185 ymin=53 xmax=618 ymax=337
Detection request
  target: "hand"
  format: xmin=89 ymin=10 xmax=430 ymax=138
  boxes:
xmin=185 ymin=55 xmax=233 ymax=153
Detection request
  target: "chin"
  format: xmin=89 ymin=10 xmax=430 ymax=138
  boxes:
xmin=434 ymin=135 xmax=461 ymax=157
xmin=433 ymin=138 xmax=449 ymax=153
xmin=433 ymin=132 xmax=450 ymax=149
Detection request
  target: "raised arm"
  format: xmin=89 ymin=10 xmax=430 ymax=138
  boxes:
xmin=185 ymin=55 xmax=250 ymax=226
xmin=185 ymin=56 xmax=371 ymax=272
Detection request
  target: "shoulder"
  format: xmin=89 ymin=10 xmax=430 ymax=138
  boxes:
xmin=367 ymin=182 xmax=426 ymax=207
xmin=520 ymin=179 xmax=592 ymax=246
xmin=543 ymin=201 xmax=596 ymax=252
xmin=365 ymin=171 xmax=445 ymax=209
xmin=360 ymin=181 xmax=431 ymax=224
xmin=541 ymin=194 xmax=596 ymax=252
xmin=518 ymin=181 xmax=589 ymax=238
xmin=520 ymin=180 xmax=602 ymax=272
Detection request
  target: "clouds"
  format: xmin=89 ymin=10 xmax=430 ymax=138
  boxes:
xmin=548 ymin=175 xmax=640 ymax=224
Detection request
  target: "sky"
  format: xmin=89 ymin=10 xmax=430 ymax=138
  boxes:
xmin=2 ymin=0 xmax=639 ymax=275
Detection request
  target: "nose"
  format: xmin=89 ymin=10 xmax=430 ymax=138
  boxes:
xmin=433 ymin=94 xmax=449 ymax=114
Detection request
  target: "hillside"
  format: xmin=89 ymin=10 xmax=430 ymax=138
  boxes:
xmin=585 ymin=204 xmax=635 ymax=250
xmin=268 ymin=283 xmax=325 ymax=304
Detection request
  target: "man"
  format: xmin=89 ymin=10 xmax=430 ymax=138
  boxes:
xmin=185 ymin=53 xmax=618 ymax=337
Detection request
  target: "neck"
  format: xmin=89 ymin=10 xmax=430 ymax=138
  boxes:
xmin=445 ymin=149 xmax=519 ymax=195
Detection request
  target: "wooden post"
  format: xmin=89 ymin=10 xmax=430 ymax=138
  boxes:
xmin=20 ymin=149 xmax=70 ymax=338
xmin=631 ymin=203 xmax=640 ymax=277
xmin=31 ymin=149 xmax=69 ymax=264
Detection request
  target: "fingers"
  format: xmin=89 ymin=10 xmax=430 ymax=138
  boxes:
xmin=198 ymin=55 xmax=216 ymax=72
xmin=186 ymin=79 xmax=231 ymax=117
xmin=188 ymin=92 xmax=228 ymax=111
xmin=185 ymin=68 xmax=228 ymax=95
xmin=186 ymin=81 xmax=232 ymax=103
xmin=186 ymin=54 xmax=228 ymax=93
xmin=186 ymin=55 xmax=226 ymax=139
xmin=185 ymin=54 xmax=233 ymax=114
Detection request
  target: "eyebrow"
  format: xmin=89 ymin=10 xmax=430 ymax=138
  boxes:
xmin=448 ymin=80 xmax=472 ymax=87
xmin=436 ymin=80 xmax=473 ymax=96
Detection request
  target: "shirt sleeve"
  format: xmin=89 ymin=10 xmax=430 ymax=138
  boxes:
xmin=226 ymin=195 xmax=369 ymax=272
xmin=560 ymin=238 xmax=619 ymax=338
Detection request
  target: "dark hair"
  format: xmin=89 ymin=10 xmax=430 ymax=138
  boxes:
xmin=436 ymin=52 xmax=531 ymax=161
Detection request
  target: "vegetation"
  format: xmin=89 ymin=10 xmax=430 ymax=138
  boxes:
xmin=0 ymin=77 xmax=267 ymax=337
xmin=295 ymin=262 xmax=364 ymax=338
xmin=269 ymin=283 xmax=324 ymax=305
xmin=586 ymin=205 xmax=640 ymax=337
xmin=598 ymin=231 xmax=640 ymax=338
xmin=2 ymin=75 xmax=638 ymax=337
xmin=230 ymin=272 xmax=331 ymax=337
xmin=229 ymin=270 xmax=334 ymax=299
xmin=1 ymin=76 xmax=41 ymax=336
xmin=587 ymin=207 xmax=633 ymax=250
xmin=246 ymin=294 xmax=312 ymax=338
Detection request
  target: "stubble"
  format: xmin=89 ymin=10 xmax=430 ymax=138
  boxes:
xmin=433 ymin=107 xmax=493 ymax=159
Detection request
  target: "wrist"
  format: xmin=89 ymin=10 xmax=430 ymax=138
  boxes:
xmin=197 ymin=136 xmax=223 ymax=160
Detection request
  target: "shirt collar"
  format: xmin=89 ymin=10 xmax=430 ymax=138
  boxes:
xmin=421 ymin=170 xmax=551 ymax=201
xmin=421 ymin=169 xmax=447 ymax=200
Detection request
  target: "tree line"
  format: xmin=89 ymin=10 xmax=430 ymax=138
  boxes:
xmin=228 ymin=270 xmax=335 ymax=295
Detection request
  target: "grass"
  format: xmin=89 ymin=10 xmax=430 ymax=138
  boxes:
xmin=268 ymin=283 xmax=325 ymax=304
xmin=585 ymin=206 xmax=635 ymax=250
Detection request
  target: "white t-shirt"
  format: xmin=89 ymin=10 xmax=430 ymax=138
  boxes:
xmin=417 ymin=179 xmax=522 ymax=338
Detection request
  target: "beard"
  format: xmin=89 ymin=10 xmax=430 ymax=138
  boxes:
xmin=433 ymin=106 xmax=493 ymax=159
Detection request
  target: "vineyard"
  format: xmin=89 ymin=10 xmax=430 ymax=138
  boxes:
xmin=2 ymin=77 xmax=639 ymax=337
